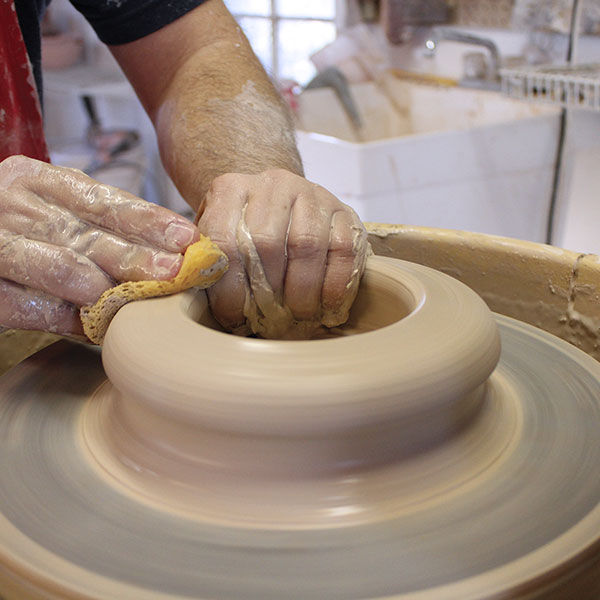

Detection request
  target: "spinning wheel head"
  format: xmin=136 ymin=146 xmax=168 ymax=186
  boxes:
xmin=0 ymin=257 xmax=600 ymax=599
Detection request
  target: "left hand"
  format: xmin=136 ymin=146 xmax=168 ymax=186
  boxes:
xmin=0 ymin=155 xmax=199 ymax=337
xmin=196 ymin=169 xmax=369 ymax=338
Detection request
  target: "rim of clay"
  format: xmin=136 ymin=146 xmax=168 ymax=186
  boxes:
xmin=101 ymin=256 xmax=501 ymax=437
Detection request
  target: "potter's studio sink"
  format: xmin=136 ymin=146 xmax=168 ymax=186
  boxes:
xmin=296 ymin=80 xmax=560 ymax=243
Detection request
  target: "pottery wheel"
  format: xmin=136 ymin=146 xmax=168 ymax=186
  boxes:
xmin=0 ymin=257 xmax=600 ymax=599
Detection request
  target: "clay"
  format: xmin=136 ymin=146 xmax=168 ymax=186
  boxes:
xmin=0 ymin=255 xmax=600 ymax=598
xmin=84 ymin=256 xmax=498 ymax=525
xmin=100 ymin=257 xmax=499 ymax=438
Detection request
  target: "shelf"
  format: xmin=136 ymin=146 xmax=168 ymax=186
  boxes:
xmin=500 ymin=63 xmax=600 ymax=111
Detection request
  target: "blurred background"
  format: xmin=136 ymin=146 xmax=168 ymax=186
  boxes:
xmin=41 ymin=0 xmax=600 ymax=253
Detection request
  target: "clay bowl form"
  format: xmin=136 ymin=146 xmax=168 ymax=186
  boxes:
xmin=0 ymin=256 xmax=600 ymax=599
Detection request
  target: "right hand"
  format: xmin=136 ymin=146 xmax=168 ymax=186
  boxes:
xmin=196 ymin=169 xmax=369 ymax=338
xmin=0 ymin=155 xmax=199 ymax=338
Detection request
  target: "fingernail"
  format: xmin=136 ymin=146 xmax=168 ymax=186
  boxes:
xmin=154 ymin=254 xmax=182 ymax=279
xmin=165 ymin=222 xmax=196 ymax=250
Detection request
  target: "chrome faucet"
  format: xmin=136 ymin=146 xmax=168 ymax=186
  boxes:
xmin=424 ymin=27 xmax=500 ymax=89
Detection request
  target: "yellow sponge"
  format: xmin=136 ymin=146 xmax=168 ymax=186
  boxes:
xmin=80 ymin=235 xmax=228 ymax=344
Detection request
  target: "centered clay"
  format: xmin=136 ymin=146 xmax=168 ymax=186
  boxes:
xmin=0 ymin=256 xmax=599 ymax=599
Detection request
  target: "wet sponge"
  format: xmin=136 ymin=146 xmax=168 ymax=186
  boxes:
xmin=80 ymin=235 xmax=228 ymax=345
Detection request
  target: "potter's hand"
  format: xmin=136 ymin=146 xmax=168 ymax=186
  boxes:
xmin=196 ymin=169 xmax=369 ymax=338
xmin=0 ymin=155 xmax=199 ymax=337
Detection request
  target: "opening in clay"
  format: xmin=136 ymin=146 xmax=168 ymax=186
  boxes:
xmin=187 ymin=266 xmax=417 ymax=339
xmin=332 ymin=267 xmax=416 ymax=336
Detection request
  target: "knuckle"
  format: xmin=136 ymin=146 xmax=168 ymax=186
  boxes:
xmin=262 ymin=168 xmax=290 ymax=181
xmin=257 ymin=169 xmax=304 ymax=191
xmin=288 ymin=231 xmax=323 ymax=258
xmin=329 ymin=237 xmax=354 ymax=256
xmin=206 ymin=233 xmax=237 ymax=257
xmin=212 ymin=172 xmax=236 ymax=185
xmin=330 ymin=232 xmax=355 ymax=254
xmin=82 ymin=182 xmax=107 ymax=207
xmin=50 ymin=249 xmax=112 ymax=305
xmin=0 ymin=155 xmax=34 ymax=187
xmin=46 ymin=250 xmax=80 ymax=288
xmin=0 ymin=154 xmax=29 ymax=171
xmin=209 ymin=172 xmax=246 ymax=193
xmin=250 ymin=230 xmax=280 ymax=253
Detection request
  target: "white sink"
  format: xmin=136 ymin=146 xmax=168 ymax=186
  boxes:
xmin=296 ymin=80 xmax=560 ymax=242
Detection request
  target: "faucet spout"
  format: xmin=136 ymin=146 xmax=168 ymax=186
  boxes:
xmin=425 ymin=27 xmax=500 ymax=83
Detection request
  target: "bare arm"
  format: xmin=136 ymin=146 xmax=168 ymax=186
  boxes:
xmin=110 ymin=0 xmax=303 ymax=210
xmin=110 ymin=1 xmax=369 ymax=337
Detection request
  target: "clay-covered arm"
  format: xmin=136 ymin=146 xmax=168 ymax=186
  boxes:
xmin=110 ymin=0 xmax=302 ymax=208
xmin=110 ymin=0 xmax=369 ymax=336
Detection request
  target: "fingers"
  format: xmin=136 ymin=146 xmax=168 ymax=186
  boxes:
xmin=197 ymin=170 xmax=369 ymax=336
xmin=243 ymin=173 xmax=293 ymax=302
xmin=0 ymin=155 xmax=202 ymax=337
xmin=0 ymin=198 xmax=183 ymax=282
xmin=321 ymin=210 xmax=369 ymax=326
xmin=0 ymin=278 xmax=84 ymax=337
xmin=197 ymin=175 xmax=248 ymax=329
xmin=282 ymin=193 xmax=332 ymax=320
xmin=0 ymin=156 xmax=190 ymax=284
xmin=0 ymin=230 xmax=114 ymax=307
xmin=0 ymin=155 xmax=199 ymax=254
xmin=283 ymin=190 xmax=367 ymax=324
xmin=321 ymin=211 xmax=358 ymax=310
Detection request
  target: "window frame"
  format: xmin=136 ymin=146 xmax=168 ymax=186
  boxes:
xmin=226 ymin=0 xmax=347 ymax=81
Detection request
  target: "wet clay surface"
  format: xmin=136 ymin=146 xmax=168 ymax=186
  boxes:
xmin=2 ymin=231 xmax=600 ymax=599
xmin=1 ymin=317 xmax=600 ymax=599
xmin=0 ymin=256 xmax=599 ymax=598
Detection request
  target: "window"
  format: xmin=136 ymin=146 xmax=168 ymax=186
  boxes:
xmin=223 ymin=0 xmax=339 ymax=85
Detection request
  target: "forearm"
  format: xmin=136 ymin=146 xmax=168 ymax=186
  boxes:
xmin=108 ymin=1 xmax=368 ymax=339
xmin=155 ymin=42 xmax=303 ymax=211
xmin=111 ymin=1 xmax=303 ymax=211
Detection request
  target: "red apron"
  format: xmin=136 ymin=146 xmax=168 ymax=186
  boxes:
xmin=0 ymin=0 xmax=50 ymax=162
